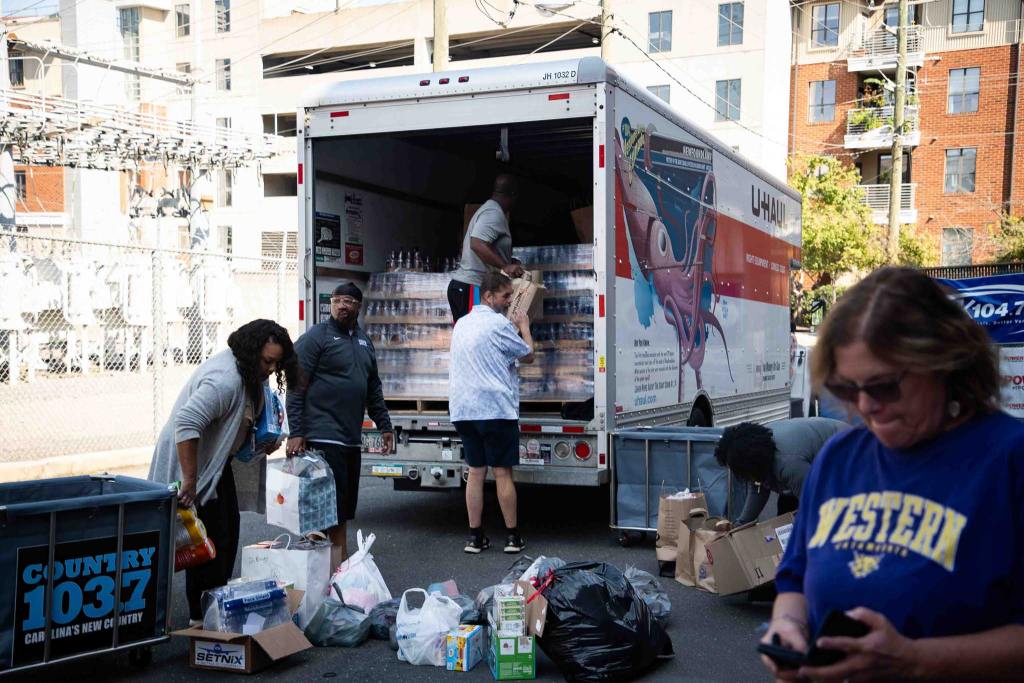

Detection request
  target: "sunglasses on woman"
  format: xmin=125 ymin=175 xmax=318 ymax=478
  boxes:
xmin=824 ymin=370 xmax=908 ymax=404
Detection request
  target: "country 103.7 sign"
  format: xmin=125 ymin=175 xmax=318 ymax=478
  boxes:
xmin=12 ymin=532 xmax=159 ymax=667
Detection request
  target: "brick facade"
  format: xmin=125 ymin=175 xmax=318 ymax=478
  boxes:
xmin=915 ymin=45 xmax=1016 ymax=262
xmin=14 ymin=165 xmax=64 ymax=214
xmin=791 ymin=44 xmax=1022 ymax=264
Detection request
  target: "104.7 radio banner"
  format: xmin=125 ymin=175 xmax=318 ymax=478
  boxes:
xmin=12 ymin=531 xmax=159 ymax=667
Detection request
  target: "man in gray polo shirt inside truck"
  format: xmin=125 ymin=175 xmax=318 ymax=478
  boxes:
xmin=447 ymin=174 xmax=525 ymax=323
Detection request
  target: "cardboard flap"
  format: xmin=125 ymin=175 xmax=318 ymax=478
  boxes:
xmin=512 ymin=580 xmax=547 ymax=638
xmin=286 ymin=589 xmax=305 ymax=615
xmin=251 ymin=622 xmax=312 ymax=661
xmin=172 ymin=627 xmax=249 ymax=643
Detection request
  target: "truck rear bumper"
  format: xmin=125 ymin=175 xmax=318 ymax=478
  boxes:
xmin=360 ymin=461 xmax=608 ymax=487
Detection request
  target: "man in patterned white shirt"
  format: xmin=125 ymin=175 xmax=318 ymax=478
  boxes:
xmin=449 ymin=271 xmax=535 ymax=554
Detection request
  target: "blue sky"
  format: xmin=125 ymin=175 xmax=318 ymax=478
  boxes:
xmin=3 ymin=1 xmax=60 ymax=18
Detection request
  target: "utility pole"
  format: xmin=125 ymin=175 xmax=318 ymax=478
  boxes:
xmin=433 ymin=0 xmax=448 ymax=72
xmin=886 ymin=0 xmax=909 ymax=263
xmin=0 ymin=19 xmax=17 ymax=250
xmin=601 ymin=0 xmax=610 ymax=61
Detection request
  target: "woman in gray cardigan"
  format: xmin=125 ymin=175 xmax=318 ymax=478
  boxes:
xmin=149 ymin=319 xmax=300 ymax=623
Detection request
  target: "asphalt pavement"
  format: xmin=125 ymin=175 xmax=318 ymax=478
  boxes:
xmin=11 ymin=477 xmax=774 ymax=683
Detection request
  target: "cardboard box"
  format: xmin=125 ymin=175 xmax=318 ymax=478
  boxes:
xmin=506 ymin=270 xmax=544 ymax=322
xmin=511 ymin=580 xmax=547 ymax=638
xmin=173 ymin=590 xmax=312 ymax=674
xmin=656 ymin=491 xmax=707 ymax=563
xmin=707 ymin=512 xmax=795 ymax=596
xmin=488 ymin=631 xmax=536 ymax=680
xmin=570 ymin=206 xmax=593 ymax=243
xmin=446 ymin=624 xmax=485 ymax=672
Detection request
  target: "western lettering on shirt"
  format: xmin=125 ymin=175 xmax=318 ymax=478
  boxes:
xmin=807 ymin=490 xmax=968 ymax=572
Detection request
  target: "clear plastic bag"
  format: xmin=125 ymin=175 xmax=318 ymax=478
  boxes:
xmin=201 ymin=579 xmax=291 ymax=634
xmin=395 ymin=588 xmax=463 ymax=667
xmin=329 ymin=529 xmax=391 ymax=612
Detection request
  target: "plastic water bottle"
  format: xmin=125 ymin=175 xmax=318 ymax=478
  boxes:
xmin=174 ymin=504 xmax=217 ymax=572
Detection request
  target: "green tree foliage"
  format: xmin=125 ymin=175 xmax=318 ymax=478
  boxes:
xmin=789 ymin=154 xmax=879 ymax=287
xmin=994 ymin=213 xmax=1024 ymax=263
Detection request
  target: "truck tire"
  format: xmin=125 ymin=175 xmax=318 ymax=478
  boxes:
xmin=687 ymin=405 xmax=711 ymax=427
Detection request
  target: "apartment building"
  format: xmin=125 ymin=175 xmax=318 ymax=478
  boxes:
xmin=790 ymin=0 xmax=1024 ymax=265
xmin=4 ymin=13 xmax=66 ymax=236
xmin=5 ymin=0 xmax=791 ymax=257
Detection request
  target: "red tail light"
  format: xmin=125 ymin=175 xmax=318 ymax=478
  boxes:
xmin=574 ymin=441 xmax=592 ymax=461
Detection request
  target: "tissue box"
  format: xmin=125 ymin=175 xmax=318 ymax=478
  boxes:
xmin=446 ymin=624 xmax=484 ymax=672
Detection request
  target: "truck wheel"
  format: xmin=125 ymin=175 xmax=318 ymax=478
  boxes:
xmin=687 ymin=405 xmax=711 ymax=427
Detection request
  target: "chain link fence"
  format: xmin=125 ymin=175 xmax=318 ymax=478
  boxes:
xmin=0 ymin=234 xmax=298 ymax=462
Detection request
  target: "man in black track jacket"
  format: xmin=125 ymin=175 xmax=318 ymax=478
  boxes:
xmin=286 ymin=282 xmax=393 ymax=566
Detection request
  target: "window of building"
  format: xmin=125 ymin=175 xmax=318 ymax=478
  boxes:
xmin=718 ymin=2 xmax=744 ymax=46
xmin=119 ymin=7 xmax=141 ymax=100
xmin=809 ymin=80 xmax=836 ymax=122
xmin=715 ymin=79 xmax=741 ymax=121
xmin=176 ymin=62 xmax=191 ymax=74
xmin=952 ymin=0 xmax=984 ymax=33
xmin=941 ymin=227 xmax=974 ymax=265
xmin=648 ymin=11 xmax=672 ymax=53
xmin=948 ymin=67 xmax=980 ymax=113
xmin=218 ymin=170 xmax=233 ymax=207
xmin=811 ymin=3 xmax=841 ymax=47
xmin=215 ymin=58 xmax=231 ymax=91
xmin=175 ymin=3 xmax=190 ymax=37
xmin=944 ymin=148 xmax=977 ymax=194
xmin=216 ymin=117 xmax=231 ymax=145
xmin=14 ymin=170 xmax=26 ymax=201
xmin=878 ymin=153 xmax=912 ymax=184
xmin=218 ymin=225 xmax=233 ymax=254
xmin=216 ymin=0 xmax=231 ymax=33
xmin=261 ymin=113 xmax=298 ymax=137
xmin=8 ymin=54 xmax=24 ymax=87
xmin=647 ymin=84 xmax=670 ymax=103
xmin=263 ymin=173 xmax=298 ymax=197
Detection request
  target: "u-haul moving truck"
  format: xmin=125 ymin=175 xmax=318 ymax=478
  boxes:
xmin=297 ymin=57 xmax=801 ymax=490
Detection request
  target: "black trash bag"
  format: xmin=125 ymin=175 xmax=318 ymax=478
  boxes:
xmin=624 ymin=566 xmax=671 ymax=625
xmin=539 ymin=561 xmax=674 ymax=682
xmin=304 ymin=599 xmax=370 ymax=647
xmin=501 ymin=555 xmax=537 ymax=584
xmin=451 ymin=593 xmax=484 ymax=625
xmin=366 ymin=597 xmax=401 ymax=640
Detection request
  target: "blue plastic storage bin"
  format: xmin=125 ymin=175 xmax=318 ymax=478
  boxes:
xmin=611 ymin=427 xmax=749 ymax=530
xmin=0 ymin=475 xmax=175 ymax=673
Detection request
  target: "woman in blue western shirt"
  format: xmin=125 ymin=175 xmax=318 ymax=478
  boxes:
xmin=761 ymin=267 xmax=1024 ymax=682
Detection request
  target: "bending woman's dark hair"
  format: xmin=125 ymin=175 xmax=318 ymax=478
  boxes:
xmin=227 ymin=319 xmax=301 ymax=400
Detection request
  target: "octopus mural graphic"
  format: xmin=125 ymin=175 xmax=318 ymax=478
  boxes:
xmin=616 ymin=118 xmax=731 ymax=400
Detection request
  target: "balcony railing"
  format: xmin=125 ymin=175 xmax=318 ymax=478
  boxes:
xmin=859 ymin=183 xmax=917 ymax=224
xmin=845 ymin=106 xmax=920 ymax=148
xmin=848 ymin=26 xmax=924 ymax=71
xmin=858 ymin=25 xmax=923 ymax=57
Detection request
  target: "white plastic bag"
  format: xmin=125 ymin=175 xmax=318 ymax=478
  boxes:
xmin=329 ymin=529 xmax=391 ymax=612
xmin=240 ymin=532 xmax=332 ymax=629
xmin=395 ymin=588 xmax=463 ymax=666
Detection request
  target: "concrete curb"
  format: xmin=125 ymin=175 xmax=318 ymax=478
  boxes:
xmin=0 ymin=446 xmax=154 ymax=483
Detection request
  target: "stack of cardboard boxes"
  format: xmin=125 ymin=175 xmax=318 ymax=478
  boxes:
xmin=486 ymin=581 xmax=547 ymax=680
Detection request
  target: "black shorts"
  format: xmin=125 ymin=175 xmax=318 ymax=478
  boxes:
xmin=308 ymin=442 xmax=361 ymax=523
xmin=447 ymin=279 xmax=478 ymax=324
xmin=454 ymin=420 xmax=519 ymax=469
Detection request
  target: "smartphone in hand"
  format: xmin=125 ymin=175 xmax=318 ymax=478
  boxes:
xmin=757 ymin=610 xmax=869 ymax=669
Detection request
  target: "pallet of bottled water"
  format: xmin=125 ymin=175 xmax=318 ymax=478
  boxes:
xmin=513 ymin=244 xmax=593 ymax=269
xmin=366 ymin=272 xmax=451 ymax=300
